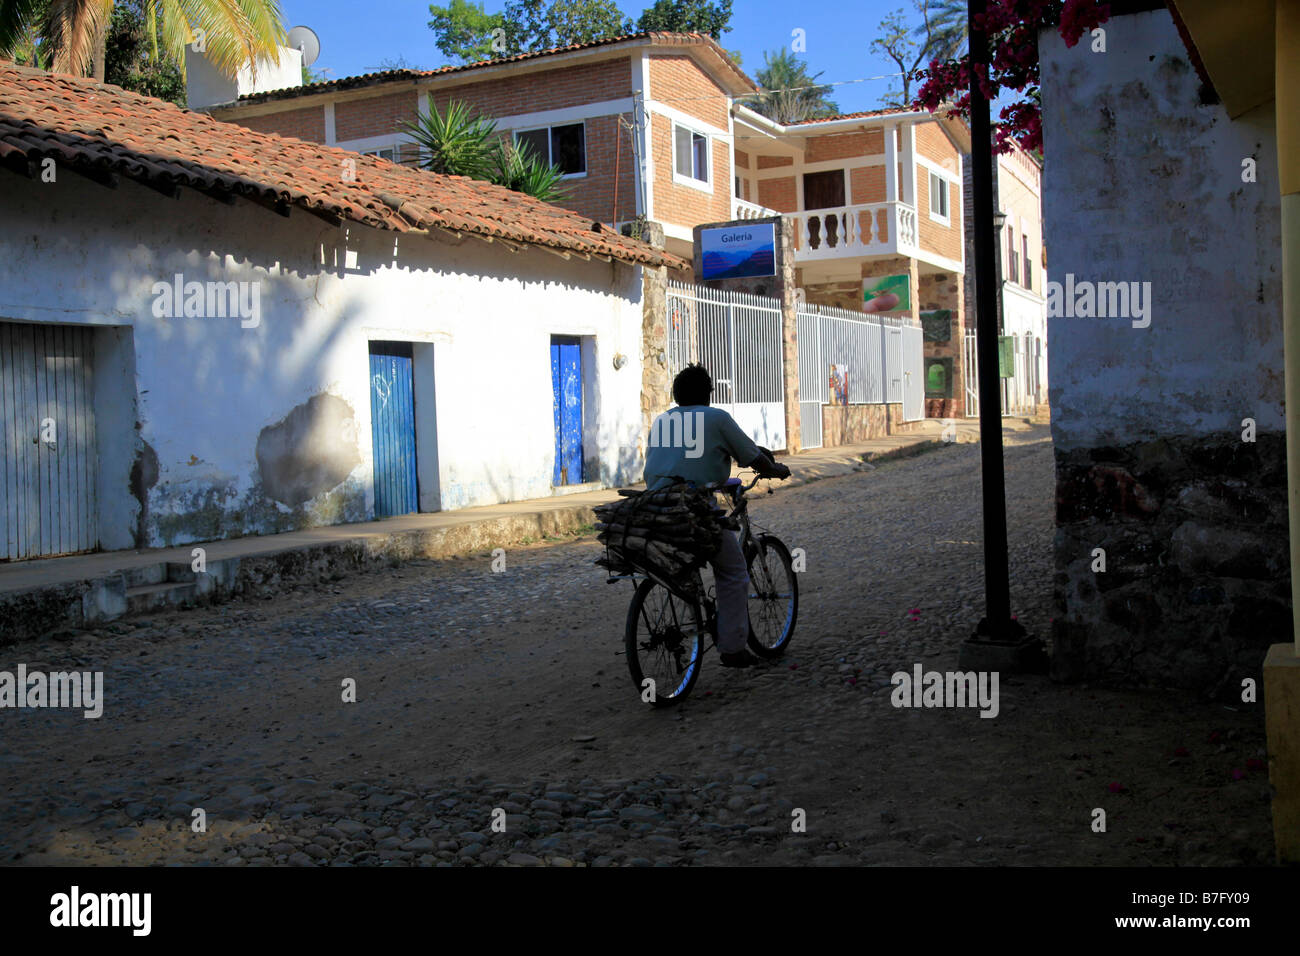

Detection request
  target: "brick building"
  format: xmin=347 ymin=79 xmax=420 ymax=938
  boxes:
xmin=202 ymin=33 xmax=988 ymax=418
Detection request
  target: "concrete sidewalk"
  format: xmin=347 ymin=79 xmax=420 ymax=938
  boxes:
xmin=0 ymin=416 xmax=1014 ymax=644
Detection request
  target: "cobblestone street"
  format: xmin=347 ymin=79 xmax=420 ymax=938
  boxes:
xmin=0 ymin=426 xmax=1273 ymax=866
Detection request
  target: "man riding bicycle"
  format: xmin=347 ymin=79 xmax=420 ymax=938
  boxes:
xmin=643 ymin=363 xmax=791 ymax=669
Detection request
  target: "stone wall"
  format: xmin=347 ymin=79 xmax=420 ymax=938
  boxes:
xmin=637 ymin=222 xmax=673 ymax=467
xmin=821 ymin=403 xmax=919 ymax=446
xmin=918 ymin=270 xmax=965 ymax=419
xmin=1052 ymin=435 xmax=1290 ymax=692
xmin=1040 ymin=8 xmax=1288 ymax=692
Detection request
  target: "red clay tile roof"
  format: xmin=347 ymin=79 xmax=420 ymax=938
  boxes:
xmin=0 ymin=63 xmax=686 ymax=270
xmin=786 ymin=107 xmax=922 ymax=125
xmin=230 ymin=31 xmax=756 ymax=106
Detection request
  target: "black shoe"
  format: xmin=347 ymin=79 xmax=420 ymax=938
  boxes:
xmin=720 ymin=649 xmax=761 ymax=668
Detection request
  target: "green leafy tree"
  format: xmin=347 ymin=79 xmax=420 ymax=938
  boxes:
xmin=635 ymin=0 xmax=732 ymax=37
xmin=427 ymin=0 xmax=503 ymax=63
xmin=104 ymin=0 xmax=184 ymax=103
xmin=746 ymin=49 xmax=839 ymax=124
xmin=427 ymin=0 xmax=631 ymax=63
xmin=873 ymin=1 xmax=967 ymax=109
xmin=0 ymin=0 xmax=288 ymax=83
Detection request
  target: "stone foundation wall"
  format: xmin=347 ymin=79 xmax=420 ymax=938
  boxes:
xmin=1052 ymin=433 xmax=1292 ymax=695
xmin=821 ymin=403 xmax=919 ymax=446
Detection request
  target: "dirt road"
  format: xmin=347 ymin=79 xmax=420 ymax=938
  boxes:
xmin=0 ymin=427 xmax=1272 ymax=866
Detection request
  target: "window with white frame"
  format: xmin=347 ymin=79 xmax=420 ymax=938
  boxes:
xmin=363 ymin=146 xmax=397 ymax=162
xmin=514 ymin=122 xmax=586 ymax=176
xmin=928 ymin=171 xmax=950 ymax=223
xmin=673 ymin=123 xmax=710 ymax=186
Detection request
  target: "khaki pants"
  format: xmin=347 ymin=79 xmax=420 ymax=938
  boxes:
xmin=710 ymin=530 xmax=751 ymax=653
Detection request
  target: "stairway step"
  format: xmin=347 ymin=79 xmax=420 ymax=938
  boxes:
xmin=121 ymin=564 xmax=167 ymax=588
xmin=125 ymin=581 xmax=197 ymax=613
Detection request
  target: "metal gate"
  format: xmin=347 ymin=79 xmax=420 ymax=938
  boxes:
xmin=1 ymin=321 xmax=98 ymax=559
xmin=795 ymin=311 xmax=825 ymax=448
xmin=900 ymin=323 xmax=924 ymax=421
xmin=664 ymin=282 xmax=783 ymax=443
xmin=369 ymin=341 xmax=419 ymax=517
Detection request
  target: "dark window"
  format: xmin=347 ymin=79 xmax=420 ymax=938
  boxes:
xmin=551 ymin=123 xmax=585 ymax=175
xmin=516 ymin=128 xmax=549 ymax=163
xmin=1022 ymin=234 xmax=1032 ymax=289
xmin=515 ymin=123 xmax=586 ymax=175
xmin=674 ymin=125 xmax=709 ymax=182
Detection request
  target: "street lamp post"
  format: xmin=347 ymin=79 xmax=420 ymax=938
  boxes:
xmin=958 ymin=0 xmax=1047 ymax=673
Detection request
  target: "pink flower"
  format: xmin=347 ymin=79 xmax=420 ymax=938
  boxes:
xmin=1107 ymin=782 xmax=1123 ymax=793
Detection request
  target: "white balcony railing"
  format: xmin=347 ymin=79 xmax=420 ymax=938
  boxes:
xmin=791 ymin=201 xmax=918 ymax=261
xmin=733 ymin=198 xmax=777 ymax=220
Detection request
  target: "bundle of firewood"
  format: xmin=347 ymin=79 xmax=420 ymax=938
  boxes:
xmin=594 ymin=484 xmax=731 ymax=580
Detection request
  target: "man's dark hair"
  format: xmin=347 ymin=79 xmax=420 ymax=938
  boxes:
xmin=673 ymin=363 xmax=713 ymax=406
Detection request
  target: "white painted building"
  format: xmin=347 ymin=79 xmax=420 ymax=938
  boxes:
xmin=0 ymin=64 xmax=679 ymax=560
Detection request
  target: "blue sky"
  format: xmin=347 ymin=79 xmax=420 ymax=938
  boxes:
xmin=278 ymin=0 xmax=924 ymax=115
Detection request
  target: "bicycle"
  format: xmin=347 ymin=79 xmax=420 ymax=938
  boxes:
xmin=609 ymin=472 xmax=798 ymax=708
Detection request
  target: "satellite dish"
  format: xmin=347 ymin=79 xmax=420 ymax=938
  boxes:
xmin=287 ymin=25 xmax=320 ymax=67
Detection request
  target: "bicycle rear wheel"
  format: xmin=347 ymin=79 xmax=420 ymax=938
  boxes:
xmin=625 ymin=577 xmax=705 ymax=707
xmin=746 ymin=534 xmax=798 ymax=658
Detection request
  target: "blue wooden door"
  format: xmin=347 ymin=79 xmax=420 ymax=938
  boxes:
xmin=550 ymin=337 xmax=583 ymax=485
xmin=369 ymin=342 xmax=418 ymax=517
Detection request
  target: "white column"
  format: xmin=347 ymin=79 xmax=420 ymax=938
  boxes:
xmin=884 ymin=122 xmax=898 ymax=203
xmin=900 ymin=122 xmax=917 ymax=207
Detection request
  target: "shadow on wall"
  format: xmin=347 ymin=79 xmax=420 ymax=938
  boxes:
xmin=95 ymin=181 xmax=645 ymax=547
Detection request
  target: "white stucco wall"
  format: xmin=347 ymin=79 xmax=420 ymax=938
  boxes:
xmin=185 ymin=45 xmax=303 ymax=111
xmin=1039 ymin=9 xmax=1283 ymax=450
xmin=0 ymin=171 xmax=646 ymax=549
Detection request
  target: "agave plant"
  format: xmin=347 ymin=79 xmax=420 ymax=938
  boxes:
xmin=488 ymin=138 xmax=569 ymax=205
xmin=0 ymin=0 xmax=287 ymax=81
xmin=403 ymin=95 xmax=499 ymax=179
xmin=404 ymin=95 xmax=569 ymax=203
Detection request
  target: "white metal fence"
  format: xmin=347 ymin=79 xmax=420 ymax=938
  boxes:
xmin=664 ymin=284 xmax=924 ymax=452
xmin=665 ymin=282 xmax=785 ymax=446
xmin=795 ymin=302 xmax=924 ymax=448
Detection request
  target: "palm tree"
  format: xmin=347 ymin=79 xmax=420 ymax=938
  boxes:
xmin=0 ymin=0 xmax=287 ymax=83
xmin=919 ymin=0 xmax=967 ymax=61
xmin=746 ymin=49 xmax=839 ymax=124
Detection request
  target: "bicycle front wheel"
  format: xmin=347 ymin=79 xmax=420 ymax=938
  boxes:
xmin=746 ymin=534 xmax=798 ymax=658
xmin=625 ymin=577 xmax=705 ymax=708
